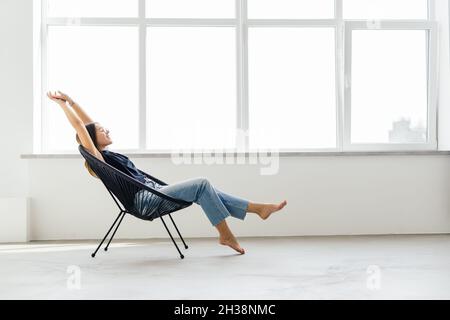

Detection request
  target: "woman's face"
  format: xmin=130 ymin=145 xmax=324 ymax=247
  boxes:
xmin=95 ymin=123 xmax=113 ymax=148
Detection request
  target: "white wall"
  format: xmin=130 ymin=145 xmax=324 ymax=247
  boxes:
xmin=1 ymin=0 xmax=450 ymax=241
xmin=0 ymin=0 xmax=33 ymax=198
xmin=27 ymin=155 xmax=450 ymax=240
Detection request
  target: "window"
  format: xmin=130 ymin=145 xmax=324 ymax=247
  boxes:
xmin=38 ymin=0 xmax=438 ymax=153
xmin=350 ymin=30 xmax=428 ymax=144
xmin=344 ymin=19 xmax=437 ymax=150
xmin=146 ymin=27 xmax=236 ymax=150
xmin=247 ymin=0 xmax=334 ymax=19
xmin=45 ymin=26 xmax=139 ymax=151
xmin=47 ymin=0 xmax=138 ymax=17
xmin=343 ymin=0 xmax=428 ymax=20
xmin=248 ymin=28 xmax=336 ymax=149
xmin=146 ymin=0 xmax=235 ymax=18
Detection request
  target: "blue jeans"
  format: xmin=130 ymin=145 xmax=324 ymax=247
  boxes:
xmin=141 ymin=177 xmax=249 ymax=226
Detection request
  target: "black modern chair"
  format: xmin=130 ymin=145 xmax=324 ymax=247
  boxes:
xmin=78 ymin=145 xmax=193 ymax=259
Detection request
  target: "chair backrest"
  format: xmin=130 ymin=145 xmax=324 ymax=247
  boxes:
xmin=78 ymin=145 xmax=191 ymax=219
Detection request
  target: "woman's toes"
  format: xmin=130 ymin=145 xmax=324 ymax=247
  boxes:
xmin=259 ymin=201 xmax=287 ymax=220
xmin=219 ymin=237 xmax=245 ymax=255
xmin=278 ymin=200 xmax=287 ymax=210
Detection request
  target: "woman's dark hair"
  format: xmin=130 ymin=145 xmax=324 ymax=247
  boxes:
xmin=75 ymin=122 xmax=99 ymax=179
xmin=75 ymin=122 xmax=98 ymax=149
xmin=85 ymin=122 xmax=98 ymax=149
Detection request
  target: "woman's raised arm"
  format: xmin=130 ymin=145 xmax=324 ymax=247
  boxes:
xmin=54 ymin=91 xmax=94 ymax=125
xmin=47 ymin=91 xmax=104 ymax=162
xmin=47 ymin=91 xmax=82 ymax=127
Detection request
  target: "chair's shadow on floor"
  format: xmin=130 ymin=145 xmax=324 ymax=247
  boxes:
xmin=103 ymin=251 xmax=243 ymax=268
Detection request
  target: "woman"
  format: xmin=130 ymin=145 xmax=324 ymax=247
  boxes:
xmin=47 ymin=90 xmax=287 ymax=255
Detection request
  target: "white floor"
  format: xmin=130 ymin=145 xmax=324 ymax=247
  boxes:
xmin=1 ymin=234 xmax=449 ymax=300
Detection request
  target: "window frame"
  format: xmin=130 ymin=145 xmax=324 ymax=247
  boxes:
xmin=36 ymin=0 xmax=438 ymax=153
xmin=343 ymin=20 xmax=438 ymax=151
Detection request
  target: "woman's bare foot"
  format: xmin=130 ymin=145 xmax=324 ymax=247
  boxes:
xmin=219 ymin=235 xmax=245 ymax=255
xmin=258 ymin=200 xmax=287 ymax=220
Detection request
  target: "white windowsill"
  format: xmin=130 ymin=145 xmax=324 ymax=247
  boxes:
xmin=20 ymin=150 xmax=450 ymax=159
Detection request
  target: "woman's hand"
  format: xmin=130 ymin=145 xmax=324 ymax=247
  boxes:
xmin=47 ymin=90 xmax=75 ymax=106
xmin=46 ymin=90 xmax=86 ymax=129
xmin=47 ymin=91 xmax=68 ymax=107
xmin=55 ymin=90 xmax=75 ymax=106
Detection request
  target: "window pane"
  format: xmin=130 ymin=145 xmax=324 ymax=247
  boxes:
xmin=48 ymin=0 xmax=138 ymax=17
xmin=344 ymin=0 xmax=428 ymax=19
xmin=46 ymin=26 xmax=139 ymax=151
xmin=146 ymin=0 xmax=235 ymax=18
xmin=147 ymin=27 xmax=236 ymax=150
xmin=351 ymin=30 xmax=428 ymax=143
xmin=248 ymin=28 xmax=336 ymax=149
xmin=248 ymin=0 xmax=334 ymax=19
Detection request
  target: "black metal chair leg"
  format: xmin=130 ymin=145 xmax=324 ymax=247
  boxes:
xmin=104 ymin=211 xmax=126 ymax=252
xmin=160 ymin=216 xmax=184 ymax=259
xmin=168 ymin=213 xmax=188 ymax=249
xmin=91 ymin=210 xmax=124 ymax=258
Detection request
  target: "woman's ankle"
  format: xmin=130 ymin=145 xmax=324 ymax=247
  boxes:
xmin=246 ymin=202 xmax=262 ymax=214
xmin=215 ymin=220 xmax=233 ymax=238
xmin=219 ymin=234 xmax=234 ymax=241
